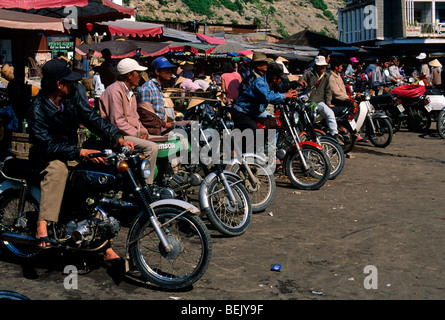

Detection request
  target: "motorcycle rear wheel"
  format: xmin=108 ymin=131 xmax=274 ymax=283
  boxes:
xmin=0 ymin=190 xmax=40 ymax=259
xmin=367 ymin=118 xmax=393 ymax=148
xmin=206 ymin=174 xmax=252 ymax=236
xmin=437 ymin=110 xmax=445 ymax=139
xmin=128 ymin=206 xmax=212 ymax=289
xmin=285 ymin=145 xmax=330 ymax=190
xmin=319 ymin=137 xmax=345 ymax=180
xmin=407 ymin=108 xmax=432 ymax=132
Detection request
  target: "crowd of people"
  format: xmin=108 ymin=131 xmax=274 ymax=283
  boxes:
xmin=0 ymin=48 xmax=443 ymax=262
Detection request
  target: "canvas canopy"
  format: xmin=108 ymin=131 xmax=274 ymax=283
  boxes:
xmin=0 ymin=9 xmax=64 ymax=32
xmin=98 ymin=20 xmax=163 ymax=38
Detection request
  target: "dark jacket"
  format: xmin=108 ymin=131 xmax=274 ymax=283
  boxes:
xmin=29 ymin=83 xmax=123 ymax=167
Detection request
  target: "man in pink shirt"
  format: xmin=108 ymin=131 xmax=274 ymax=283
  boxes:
xmin=100 ymin=58 xmax=158 ymax=184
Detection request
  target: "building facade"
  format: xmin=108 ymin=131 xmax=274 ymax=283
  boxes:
xmin=338 ymin=0 xmax=445 ymax=47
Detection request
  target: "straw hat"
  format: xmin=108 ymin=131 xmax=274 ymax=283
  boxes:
xmin=429 ymin=59 xmax=442 ymax=68
xmin=163 ymin=91 xmax=174 ymax=108
xmin=175 ymin=76 xmax=187 ymax=86
xmin=1 ymin=64 xmax=14 ymax=81
xmin=180 ymin=61 xmax=194 ymax=70
xmin=252 ymin=52 xmax=272 ymax=63
xmin=276 ymin=56 xmax=289 ymax=63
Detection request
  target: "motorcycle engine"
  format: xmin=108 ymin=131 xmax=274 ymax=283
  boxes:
xmin=64 ymin=212 xmax=120 ymax=246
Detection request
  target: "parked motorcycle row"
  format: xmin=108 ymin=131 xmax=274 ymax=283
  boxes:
xmin=0 ymin=73 xmax=443 ymax=292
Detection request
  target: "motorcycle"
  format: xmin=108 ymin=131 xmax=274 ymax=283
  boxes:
xmin=0 ymin=147 xmax=212 ymax=289
xmin=390 ymin=84 xmax=433 ymax=132
xmin=271 ymin=99 xmax=331 ymax=190
xmin=152 ymin=102 xmax=253 ymax=237
xmin=287 ymin=90 xmax=345 ymax=180
xmin=354 ymin=87 xmax=393 ymax=148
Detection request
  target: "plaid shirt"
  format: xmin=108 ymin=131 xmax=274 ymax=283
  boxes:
xmin=137 ymin=78 xmax=166 ymax=121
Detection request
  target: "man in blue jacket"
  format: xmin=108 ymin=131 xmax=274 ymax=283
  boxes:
xmin=231 ymin=62 xmax=298 ymax=132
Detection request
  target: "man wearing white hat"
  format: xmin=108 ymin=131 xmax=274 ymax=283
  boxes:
xmin=100 ymin=58 xmax=158 ymax=184
xmin=301 ymin=56 xmax=344 ymax=145
xmin=416 ymin=52 xmax=431 ymax=85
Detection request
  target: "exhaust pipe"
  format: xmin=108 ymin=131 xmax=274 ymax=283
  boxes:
xmin=0 ymin=231 xmax=36 ymax=245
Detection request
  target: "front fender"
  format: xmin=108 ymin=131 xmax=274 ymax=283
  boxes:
xmin=199 ymin=170 xmax=243 ymax=215
xmin=298 ymin=141 xmax=323 ymax=150
xmin=225 ymin=153 xmax=267 ymax=172
xmin=0 ymin=179 xmax=40 ymax=202
xmin=371 ymin=112 xmax=390 ymax=119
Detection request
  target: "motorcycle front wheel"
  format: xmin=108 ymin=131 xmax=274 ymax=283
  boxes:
xmin=205 ymin=174 xmax=252 ymax=236
xmin=128 ymin=206 xmax=212 ymax=289
xmin=367 ymin=118 xmax=393 ymax=148
xmin=285 ymin=145 xmax=330 ymax=190
xmin=437 ymin=110 xmax=445 ymax=139
xmin=228 ymin=157 xmax=276 ymax=213
xmin=0 ymin=190 xmax=41 ymax=259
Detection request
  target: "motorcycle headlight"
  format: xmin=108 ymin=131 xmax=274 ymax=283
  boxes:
xmin=292 ymin=112 xmax=300 ymax=126
xmin=140 ymin=159 xmax=151 ymax=179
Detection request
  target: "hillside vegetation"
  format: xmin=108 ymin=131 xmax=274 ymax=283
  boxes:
xmin=130 ymin=0 xmax=346 ymax=39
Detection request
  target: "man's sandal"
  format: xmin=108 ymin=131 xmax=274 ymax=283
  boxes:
xmin=35 ymin=236 xmax=52 ymax=250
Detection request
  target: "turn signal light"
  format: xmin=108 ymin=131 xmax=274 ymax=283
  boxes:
xmin=117 ymin=160 xmax=129 ymax=172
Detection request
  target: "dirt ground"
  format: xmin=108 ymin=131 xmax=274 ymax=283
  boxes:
xmin=1 ymin=124 xmax=445 ymax=304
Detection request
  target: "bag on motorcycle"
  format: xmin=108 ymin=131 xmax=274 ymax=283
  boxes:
xmin=137 ymin=103 xmax=166 ymax=136
xmin=391 ymin=84 xmax=426 ymax=99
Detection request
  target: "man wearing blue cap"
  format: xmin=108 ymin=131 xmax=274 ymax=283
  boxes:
xmin=137 ymin=56 xmax=177 ymax=127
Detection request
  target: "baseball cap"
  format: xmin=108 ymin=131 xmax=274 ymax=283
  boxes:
xmin=351 ymin=57 xmax=359 ymax=63
xmin=267 ymin=62 xmax=286 ymax=80
xmin=42 ymin=58 xmax=81 ymax=82
xmin=117 ymin=58 xmax=147 ymax=75
xmin=314 ymin=56 xmax=328 ymax=66
xmin=416 ymin=53 xmax=427 ymax=60
xmin=151 ymin=56 xmax=176 ymax=72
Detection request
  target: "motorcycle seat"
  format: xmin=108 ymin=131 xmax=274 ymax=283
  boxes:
xmin=331 ymin=106 xmax=350 ymax=118
xmin=2 ymin=158 xmax=41 ymax=180
xmin=370 ymin=94 xmax=395 ymax=106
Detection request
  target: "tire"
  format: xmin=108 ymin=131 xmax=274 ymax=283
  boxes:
xmin=205 ymin=174 xmax=252 ymax=236
xmin=338 ymin=125 xmax=356 ymax=154
xmin=128 ymin=206 xmax=212 ymax=289
xmin=367 ymin=118 xmax=393 ymax=148
xmin=0 ymin=190 xmax=41 ymax=259
xmin=228 ymin=157 xmax=276 ymax=213
xmin=319 ymin=137 xmax=345 ymax=180
xmin=0 ymin=290 xmax=30 ymax=300
xmin=437 ymin=110 xmax=445 ymax=139
xmin=407 ymin=108 xmax=432 ymax=132
xmin=285 ymin=145 xmax=330 ymax=190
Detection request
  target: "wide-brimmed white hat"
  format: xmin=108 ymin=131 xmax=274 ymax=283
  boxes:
xmin=314 ymin=56 xmax=328 ymax=66
xmin=416 ymin=53 xmax=427 ymax=60
xmin=117 ymin=58 xmax=147 ymax=75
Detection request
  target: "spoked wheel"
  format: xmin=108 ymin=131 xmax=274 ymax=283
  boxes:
xmin=228 ymin=157 xmax=276 ymax=213
xmin=205 ymin=175 xmax=252 ymax=236
xmin=128 ymin=206 xmax=212 ymax=289
xmin=0 ymin=190 xmax=41 ymax=259
xmin=437 ymin=110 xmax=445 ymax=139
xmin=318 ymin=137 xmax=345 ymax=180
xmin=367 ymin=118 xmax=393 ymax=148
xmin=407 ymin=108 xmax=432 ymax=132
xmin=285 ymin=145 xmax=330 ymax=190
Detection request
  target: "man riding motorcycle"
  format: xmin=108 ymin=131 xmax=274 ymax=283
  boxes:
xmin=28 ymin=59 xmax=133 ymax=266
